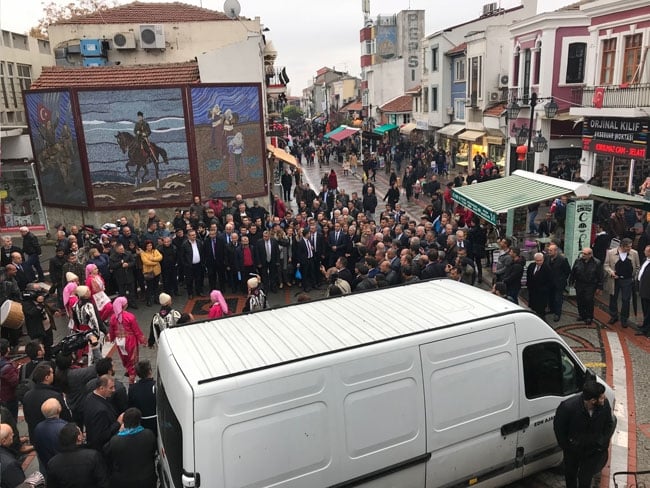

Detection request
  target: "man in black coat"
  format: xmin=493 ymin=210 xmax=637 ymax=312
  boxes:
xmin=47 ymin=422 xmax=109 ymax=488
xmin=108 ymin=243 xmax=138 ymax=309
xmin=203 ymin=228 xmax=226 ymax=292
xmin=32 ymin=397 xmax=67 ymax=474
xmin=569 ymin=247 xmax=604 ymax=325
xmin=295 ymin=228 xmax=317 ymax=292
xmin=83 ymin=375 xmax=121 ymax=451
xmin=327 ymin=221 xmax=349 ymax=268
xmin=104 ymin=407 xmax=157 ymax=488
xmin=10 ymin=252 xmax=30 ymax=291
xmin=254 ymin=230 xmax=281 ymax=293
xmin=636 ymin=244 xmax=650 ymax=335
xmin=20 ymin=226 xmax=45 ymax=282
xmin=158 ymin=236 xmax=179 ymax=296
xmin=0 ymin=423 xmax=27 ymax=486
xmin=23 ymin=362 xmax=73 ymax=443
xmin=553 ymin=381 xmax=614 ymax=488
xmin=526 ymin=252 xmax=553 ymax=319
xmin=128 ymin=360 xmax=157 ymax=435
xmin=281 ymin=168 xmax=293 ymax=201
xmin=547 ymin=243 xmax=572 ymax=322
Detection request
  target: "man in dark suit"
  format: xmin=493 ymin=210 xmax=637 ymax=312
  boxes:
xmin=296 ymin=228 xmax=317 ymax=292
xmin=526 ymin=252 xmax=553 ymax=319
xmin=538 ymin=213 xmax=557 ymax=237
xmin=83 ymin=375 xmax=121 ymax=451
xmin=10 ymin=252 xmax=29 ymax=291
xmin=203 ymin=228 xmax=226 ymax=292
xmin=637 ymin=245 xmax=650 ymax=335
xmin=393 ymin=224 xmax=409 ymax=249
xmin=327 ymin=222 xmax=348 ymax=268
xmin=224 ymin=232 xmax=241 ymax=293
xmin=180 ymin=229 xmax=205 ymax=299
xmin=254 ymin=230 xmax=281 ymax=292
xmin=308 ymin=223 xmax=326 ymax=279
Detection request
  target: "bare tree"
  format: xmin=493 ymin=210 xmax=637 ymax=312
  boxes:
xmin=29 ymin=0 xmax=118 ymax=39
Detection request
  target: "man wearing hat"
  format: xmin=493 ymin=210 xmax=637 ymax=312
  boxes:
xmin=61 ymin=252 xmax=85 ymax=294
xmin=134 ymin=111 xmax=153 ymax=161
xmin=148 ymin=293 xmax=182 ymax=346
xmin=71 ymin=285 xmax=103 ymax=364
xmin=243 ymin=275 xmax=267 ymax=312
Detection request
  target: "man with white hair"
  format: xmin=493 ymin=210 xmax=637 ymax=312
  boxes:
xmin=526 ymin=252 xmax=553 ymax=319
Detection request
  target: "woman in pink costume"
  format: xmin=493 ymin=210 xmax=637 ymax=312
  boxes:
xmin=85 ymin=263 xmax=113 ymax=322
xmin=108 ymin=296 xmax=146 ymax=383
xmin=208 ymin=289 xmax=229 ymax=319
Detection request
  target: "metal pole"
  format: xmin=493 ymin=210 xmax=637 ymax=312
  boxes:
xmin=527 ymin=92 xmax=537 ymax=173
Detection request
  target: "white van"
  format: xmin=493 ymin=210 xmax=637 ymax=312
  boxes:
xmin=156 ymin=279 xmax=614 ymax=488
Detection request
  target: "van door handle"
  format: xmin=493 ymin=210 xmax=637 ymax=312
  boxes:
xmin=501 ymin=417 xmax=530 ymax=436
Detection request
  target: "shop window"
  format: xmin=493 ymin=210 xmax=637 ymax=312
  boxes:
xmin=565 ymin=42 xmax=586 ymax=83
xmin=600 ymin=38 xmax=617 ymax=85
xmin=622 ymin=34 xmax=642 ymax=84
xmin=0 ymin=166 xmax=45 ymax=230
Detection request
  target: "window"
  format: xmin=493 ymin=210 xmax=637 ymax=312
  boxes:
xmin=5 ymin=62 xmax=17 ymax=108
xmin=157 ymin=376 xmax=183 ymax=488
xmin=364 ymin=39 xmax=375 ymax=55
xmin=522 ymin=49 xmax=531 ymax=100
xmin=454 ymin=58 xmax=465 ymax=82
xmin=600 ymin=38 xmax=617 ymax=85
xmin=622 ymin=34 xmax=642 ymax=84
xmin=454 ymin=98 xmax=466 ymax=121
xmin=523 ymin=342 xmax=583 ymax=399
xmin=533 ymin=45 xmax=541 ymax=85
xmin=469 ymin=56 xmax=482 ymax=103
xmin=513 ymin=48 xmax=520 ymax=87
xmin=17 ymin=64 xmax=31 ymax=91
xmin=566 ymin=42 xmax=586 ymax=83
xmin=0 ymin=62 xmax=7 ymax=107
xmin=431 ymin=86 xmax=438 ymax=112
xmin=431 ymin=47 xmax=439 ymax=72
xmin=423 ymin=86 xmax=429 ymax=113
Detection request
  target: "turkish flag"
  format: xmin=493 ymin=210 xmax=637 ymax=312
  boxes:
xmin=592 ymin=87 xmax=605 ymax=109
xmin=37 ymin=104 xmax=51 ymax=123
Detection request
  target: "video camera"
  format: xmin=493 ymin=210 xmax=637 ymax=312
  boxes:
xmin=51 ymin=331 xmax=97 ymax=357
xmin=22 ymin=289 xmax=47 ymax=302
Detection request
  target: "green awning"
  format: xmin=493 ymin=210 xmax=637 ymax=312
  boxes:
xmin=452 ymin=170 xmax=650 ymax=225
xmin=373 ymin=123 xmax=398 ymax=135
xmin=323 ymin=125 xmax=346 ymax=139
xmin=452 ymin=173 xmax=573 ymax=225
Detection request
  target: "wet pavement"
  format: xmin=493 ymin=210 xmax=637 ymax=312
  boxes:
xmin=8 ymin=150 xmax=650 ymax=487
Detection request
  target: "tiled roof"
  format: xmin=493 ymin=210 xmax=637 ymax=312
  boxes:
xmin=446 ymin=42 xmax=467 ymax=55
xmin=379 ymin=95 xmax=412 ymax=113
xmin=52 ymin=1 xmax=231 ymax=25
xmin=340 ymin=100 xmax=362 ymax=112
xmin=484 ymin=103 xmax=506 ymax=117
xmin=405 ymin=85 xmax=421 ymax=95
xmin=30 ymin=61 xmax=200 ymax=89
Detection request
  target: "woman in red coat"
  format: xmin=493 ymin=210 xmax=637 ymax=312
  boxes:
xmin=328 ymin=169 xmax=338 ymax=191
xmin=109 ymin=296 xmax=146 ymax=383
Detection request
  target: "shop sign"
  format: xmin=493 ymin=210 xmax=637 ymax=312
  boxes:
xmin=582 ymin=117 xmax=649 ymax=159
xmin=564 ymin=200 xmax=593 ymax=274
xmin=416 ymin=120 xmax=429 ymax=130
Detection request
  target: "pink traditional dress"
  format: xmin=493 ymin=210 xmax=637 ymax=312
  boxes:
xmin=85 ymin=264 xmax=112 ymax=322
xmin=208 ymin=290 xmax=229 ymax=319
xmin=109 ymin=297 xmax=146 ymax=383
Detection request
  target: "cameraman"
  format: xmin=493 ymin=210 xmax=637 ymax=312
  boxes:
xmin=22 ymin=285 xmax=55 ymax=360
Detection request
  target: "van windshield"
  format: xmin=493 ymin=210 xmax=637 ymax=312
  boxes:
xmin=158 ymin=375 xmax=183 ymax=488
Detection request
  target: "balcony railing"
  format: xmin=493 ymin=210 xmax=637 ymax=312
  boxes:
xmin=572 ymin=83 xmax=650 ymax=109
xmin=265 ymin=66 xmax=288 ymax=87
xmin=508 ymin=86 xmax=539 ymax=105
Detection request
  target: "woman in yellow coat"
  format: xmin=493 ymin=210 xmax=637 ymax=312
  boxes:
xmin=138 ymin=239 xmax=162 ymax=306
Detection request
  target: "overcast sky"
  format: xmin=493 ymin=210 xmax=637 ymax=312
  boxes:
xmin=1 ymin=0 xmax=575 ymax=92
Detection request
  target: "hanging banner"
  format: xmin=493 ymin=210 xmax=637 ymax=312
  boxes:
xmin=564 ymin=199 xmax=594 ymax=280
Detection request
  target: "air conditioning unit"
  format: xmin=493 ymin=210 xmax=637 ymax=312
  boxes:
xmin=499 ymin=74 xmax=509 ymax=87
xmin=483 ymin=2 xmax=498 ymax=15
xmin=113 ymin=32 xmax=136 ymax=50
xmin=139 ymin=24 xmax=165 ymax=49
xmin=489 ymin=92 xmax=500 ymax=102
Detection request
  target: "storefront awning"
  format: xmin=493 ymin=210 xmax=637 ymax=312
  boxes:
xmin=400 ymin=122 xmax=417 ymax=135
xmin=458 ymin=130 xmax=486 ymax=142
xmin=436 ymin=124 xmax=465 ymax=137
xmin=323 ymin=125 xmax=346 ymax=139
xmin=373 ymin=123 xmax=398 ymax=135
xmin=267 ymin=144 xmax=297 ymax=167
xmin=452 ymin=170 xmax=650 ymax=225
xmin=330 ymin=127 xmax=360 ymax=142
xmin=485 ymin=128 xmax=505 ymax=145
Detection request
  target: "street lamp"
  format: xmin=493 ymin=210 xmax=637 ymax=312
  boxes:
xmin=507 ymin=92 xmax=558 ymax=171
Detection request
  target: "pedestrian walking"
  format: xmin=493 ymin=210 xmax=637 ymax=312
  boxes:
xmin=526 ymin=253 xmax=552 ymax=319
xmin=547 ymin=243 xmax=572 ymax=322
xmin=553 ymin=381 xmax=614 ymax=488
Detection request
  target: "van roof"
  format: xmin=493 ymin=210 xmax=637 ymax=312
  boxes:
xmin=161 ymin=280 xmax=521 ymax=385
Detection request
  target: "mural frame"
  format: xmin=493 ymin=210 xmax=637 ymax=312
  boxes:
xmin=74 ymin=85 xmax=197 ymax=211
xmin=186 ymin=83 xmax=269 ymax=200
xmin=24 ymin=89 xmax=90 ymax=209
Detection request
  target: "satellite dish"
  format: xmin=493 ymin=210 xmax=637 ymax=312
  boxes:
xmin=224 ymin=0 xmax=241 ymax=19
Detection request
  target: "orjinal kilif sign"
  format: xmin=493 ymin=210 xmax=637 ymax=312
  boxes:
xmin=582 ymin=117 xmax=649 ymax=159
